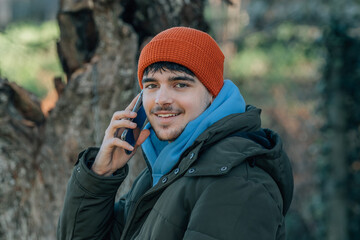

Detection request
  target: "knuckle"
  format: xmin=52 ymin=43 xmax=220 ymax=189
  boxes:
xmin=109 ymin=138 xmax=116 ymax=145
xmin=110 ymin=138 xmax=120 ymax=146
xmin=112 ymin=111 xmax=122 ymax=120
xmin=110 ymin=120 xmax=120 ymax=129
xmin=103 ymin=139 xmax=111 ymax=147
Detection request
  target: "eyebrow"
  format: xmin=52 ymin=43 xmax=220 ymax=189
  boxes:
xmin=142 ymin=77 xmax=156 ymax=85
xmin=142 ymin=75 xmax=196 ymax=84
xmin=169 ymin=75 xmax=195 ymax=82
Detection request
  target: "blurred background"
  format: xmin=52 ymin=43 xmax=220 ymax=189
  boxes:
xmin=0 ymin=0 xmax=359 ymax=239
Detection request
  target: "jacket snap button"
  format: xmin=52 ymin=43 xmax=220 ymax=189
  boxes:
xmin=77 ymin=167 xmax=81 ymax=172
xmin=188 ymin=168 xmax=195 ymax=174
xmin=174 ymin=168 xmax=180 ymax=175
xmin=189 ymin=153 xmax=195 ymax=159
xmin=162 ymin=177 xmax=168 ymax=183
xmin=220 ymin=166 xmax=228 ymax=172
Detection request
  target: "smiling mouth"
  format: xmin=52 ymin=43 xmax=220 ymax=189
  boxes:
xmin=156 ymin=113 xmax=180 ymax=118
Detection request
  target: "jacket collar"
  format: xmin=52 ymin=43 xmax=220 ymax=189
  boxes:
xmin=149 ymin=106 xmax=263 ymax=182
xmin=144 ymin=106 xmax=293 ymax=215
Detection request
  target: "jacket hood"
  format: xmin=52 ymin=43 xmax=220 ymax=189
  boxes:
xmin=186 ymin=105 xmax=294 ymax=215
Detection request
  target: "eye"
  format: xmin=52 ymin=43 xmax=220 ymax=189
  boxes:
xmin=144 ymin=83 xmax=157 ymax=89
xmin=175 ymin=83 xmax=189 ymax=88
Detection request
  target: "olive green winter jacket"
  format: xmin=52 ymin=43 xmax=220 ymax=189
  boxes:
xmin=57 ymin=106 xmax=293 ymax=240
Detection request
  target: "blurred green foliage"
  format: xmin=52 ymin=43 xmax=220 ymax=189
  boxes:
xmin=0 ymin=21 xmax=63 ymax=98
xmin=229 ymin=23 xmax=323 ymax=88
xmin=224 ymin=22 xmax=324 ymax=132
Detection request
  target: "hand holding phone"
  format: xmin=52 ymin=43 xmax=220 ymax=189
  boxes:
xmin=116 ymin=91 xmax=148 ymax=154
xmin=92 ymin=92 xmax=150 ymax=176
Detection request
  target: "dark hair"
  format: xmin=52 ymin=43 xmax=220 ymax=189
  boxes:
xmin=143 ymin=61 xmax=195 ymax=77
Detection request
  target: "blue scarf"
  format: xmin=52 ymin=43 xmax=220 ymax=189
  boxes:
xmin=141 ymin=80 xmax=246 ymax=186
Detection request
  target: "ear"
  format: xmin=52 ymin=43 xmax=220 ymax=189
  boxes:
xmin=208 ymin=93 xmax=214 ymax=105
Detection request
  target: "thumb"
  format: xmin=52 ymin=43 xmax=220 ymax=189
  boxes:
xmin=135 ymin=129 xmax=150 ymax=146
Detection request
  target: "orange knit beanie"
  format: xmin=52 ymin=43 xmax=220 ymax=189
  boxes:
xmin=138 ymin=27 xmax=225 ymax=97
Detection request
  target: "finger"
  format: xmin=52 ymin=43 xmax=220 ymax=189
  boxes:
xmin=106 ymin=137 xmax=134 ymax=152
xmin=104 ymin=119 xmax=137 ymax=139
xmin=111 ymin=110 xmax=136 ymax=121
xmin=130 ymin=130 xmax=150 ymax=157
xmin=110 ymin=119 xmax=137 ymax=132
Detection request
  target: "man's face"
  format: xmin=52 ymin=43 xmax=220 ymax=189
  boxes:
xmin=142 ymin=69 xmax=213 ymax=141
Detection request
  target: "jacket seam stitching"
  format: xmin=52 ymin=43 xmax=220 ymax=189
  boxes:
xmin=71 ymin=192 xmax=85 ymax=239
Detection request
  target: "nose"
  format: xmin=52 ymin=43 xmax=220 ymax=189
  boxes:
xmin=155 ymin=86 xmax=173 ymax=105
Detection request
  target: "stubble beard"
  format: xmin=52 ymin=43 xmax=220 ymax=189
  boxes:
xmin=154 ymin=123 xmax=186 ymax=142
xmin=151 ymin=94 xmax=212 ymax=142
xmin=150 ymin=105 xmax=185 ymax=141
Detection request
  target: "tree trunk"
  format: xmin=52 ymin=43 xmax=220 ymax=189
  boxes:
xmin=324 ymin=36 xmax=348 ymax=240
xmin=0 ymin=0 xmax=208 ymax=239
xmin=321 ymin=19 xmax=360 ymax=240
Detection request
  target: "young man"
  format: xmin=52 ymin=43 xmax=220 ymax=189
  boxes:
xmin=57 ymin=27 xmax=293 ymax=240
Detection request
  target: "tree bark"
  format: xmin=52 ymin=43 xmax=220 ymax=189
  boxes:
xmin=0 ymin=0 xmax=208 ymax=239
xmin=321 ymin=19 xmax=360 ymax=240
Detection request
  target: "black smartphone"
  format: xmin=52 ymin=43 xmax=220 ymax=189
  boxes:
xmin=120 ymin=91 xmax=148 ymax=154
